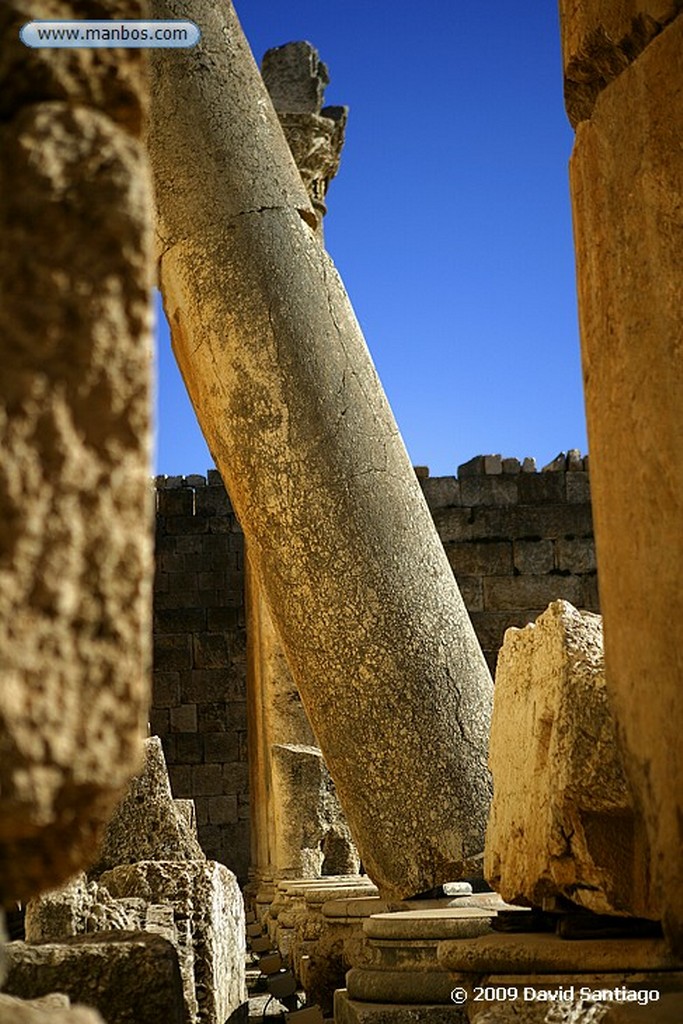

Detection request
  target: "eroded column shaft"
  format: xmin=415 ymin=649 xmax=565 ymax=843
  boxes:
xmin=150 ymin=0 xmax=493 ymax=898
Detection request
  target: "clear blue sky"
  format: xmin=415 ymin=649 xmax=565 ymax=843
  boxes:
xmin=155 ymin=1 xmax=588 ymax=478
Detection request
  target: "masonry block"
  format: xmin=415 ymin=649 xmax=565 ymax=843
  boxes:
xmin=154 ymin=608 xmax=207 ymax=635
xmin=192 ymin=633 xmax=230 ymax=668
xmin=447 ymin=541 xmax=513 ymax=576
xmin=192 ymin=764 xmax=224 ymax=796
xmin=556 ymin=536 xmax=596 ymax=573
xmin=157 ymin=489 xmax=194 ymax=517
xmin=170 ymin=704 xmax=198 ymax=733
xmin=154 ymin=635 xmax=192 ymax=671
xmin=208 ymin=795 xmax=239 ymax=825
xmin=203 ymin=733 xmax=239 ymax=764
xmin=513 ymin=539 xmax=555 ymax=575
xmin=175 ymin=733 xmax=203 ymax=765
xmin=153 ymin=672 xmax=181 ymax=708
xmin=484 ymin=574 xmax=583 ymax=611
xmin=460 ymin=476 xmax=518 ymax=507
xmin=420 ymin=476 xmax=461 ymax=509
xmin=455 ymin=576 xmax=484 ymax=613
xmin=566 ymin=470 xmax=591 ymax=503
xmin=517 ymin=471 xmax=567 ymax=505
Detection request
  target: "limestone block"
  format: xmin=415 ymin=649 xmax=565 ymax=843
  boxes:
xmin=485 ymin=601 xmax=652 ymax=917
xmin=99 ymin=860 xmax=247 ymax=1024
xmin=0 ymin=0 xmax=153 ymax=902
xmin=0 ymin=993 xmax=104 ymax=1024
xmin=3 ymin=933 xmax=185 ymax=1024
xmin=567 ymin=16 xmax=683 ymax=950
xmin=25 ymin=874 xmax=144 ymax=943
xmin=271 ymin=743 xmax=359 ymax=878
xmin=90 ymin=738 xmax=205 ymax=876
xmin=559 ymin=0 xmax=683 ymax=125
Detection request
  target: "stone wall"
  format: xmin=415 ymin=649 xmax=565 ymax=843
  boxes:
xmin=421 ymin=451 xmax=597 ymax=673
xmin=151 ymin=452 xmax=597 ymax=879
xmin=152 ymin=471 xmax=249 ymax=880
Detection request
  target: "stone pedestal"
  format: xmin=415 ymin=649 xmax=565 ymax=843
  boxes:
xmin=149 ymin=0 xmax=493 ymax=900
xmin=560 ymin=0 xmax=683 ymax=952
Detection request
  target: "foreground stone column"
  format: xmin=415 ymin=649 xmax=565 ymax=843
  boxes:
xmin=0 ymin=1 xmax=154 ymax=901
xmin=559 ymin=2 xmax=683 ymax=950
xmin=149 ymin=0 xmax=493 ymax=898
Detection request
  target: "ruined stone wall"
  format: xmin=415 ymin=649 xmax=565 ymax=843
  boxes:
xmin=420 ymin=453 xmax=597 ymax=673
xmin=151 ymin=453 xmax=596 ymax=880
xmin=151 ymin=472 xmax=249 ymax=880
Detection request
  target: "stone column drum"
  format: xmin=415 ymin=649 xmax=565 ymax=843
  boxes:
xmin=559 ymin=1 xmax=683 ymax=952
xmin=149 ymin=0 xmax=493 ymax=899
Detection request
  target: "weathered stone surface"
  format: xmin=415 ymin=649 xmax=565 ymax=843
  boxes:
xmin=149 ymin=0 xmax=493 ymax=902
xmin=334 ymin=992 xmax=466 ymax=1024
xmin=567 ymin=15 xmax=683 ymax=951
xmin=437 ymin=933 xmax=680 ymax=974
xmin=271 ymin=743 xmax=358 ymax=878
xmin=485 ymin=601 xmax=651 ymax=917
xmin=0 ymin=0 xmax=153 ymax=902
xmin=559 ymin=0 xmax=683 ymax=126
xmin=346 ymin=968 xmax=467 ymax=1005
xmin=0 ymin=993 xmax=104 ymax=1024
xmin=89 ymin=738 xmax=204 ymax=876
xmin=25 ymin=874 xmax=144 ymax=943
xmin=99 ymin=860 xmax=247 ymax=1024
xmin=3 ymin=933 xmax=185 ymax=1024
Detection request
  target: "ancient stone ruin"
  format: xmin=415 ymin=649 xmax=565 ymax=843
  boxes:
xmin=1 ymin=0 xmax=681 ymax=1022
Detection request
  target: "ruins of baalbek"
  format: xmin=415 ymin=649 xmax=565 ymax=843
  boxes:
xmin=0 ymin=0 xmax=681 ymax=1022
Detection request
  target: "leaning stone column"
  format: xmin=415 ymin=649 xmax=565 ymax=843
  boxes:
xmin=0 ymin=1 xmax=154 ymax=901
xmin=149 ymin=0 xmax=493 ymax=899
xmin=559 ymin=2 xmax=683 ymax=951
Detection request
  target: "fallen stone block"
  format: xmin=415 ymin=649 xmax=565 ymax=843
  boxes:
xmin=0 ymin=992 xmax=104 ymax=1024
xmin=3 ymin=932 xmax=185 ymax=1024
xmin=271 ymin=744 xmax=359 ymax=878
xmin=485 ymin=601 xmax=653 ymax=917
xmin=89 ymin=737 xmax=204 ymax=877
xmin=99 ymin=860 xmax=247 ymax=1024
xmin=25 ymin=874 xmax=144 ymax=943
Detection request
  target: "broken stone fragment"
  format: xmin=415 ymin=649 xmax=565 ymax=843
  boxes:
xmin=3 ymin=933 xmax=185 ymax=1024
xmin=0 ymin=993 xmax=105 ymax=1024
xmin=485 ymin=601 xmax=655 ymax=919
xmin=25 ymin=874 xmax=144 ymax=943
xmin=99 ymin=860 xmax=247 ymax=1024
xmin=271 ymin=743 xmax=359 ymax=878
xmin=89 ymin=737 xmax=205 ymax=877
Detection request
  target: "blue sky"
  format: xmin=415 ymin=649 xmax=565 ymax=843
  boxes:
xmin=154 ymin=1 xmax=588 ymax=478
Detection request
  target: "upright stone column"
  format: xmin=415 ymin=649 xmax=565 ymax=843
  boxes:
xmin=149 ymin=0 xmax=493 ymax=899
xmin=559 ymin=1 xmax=683 ymax=950
xmin=0 ymin=1 xmax=154 ymax=901
xmin=261 ymin=41 xmax=347 ymax=238
xmin=246 ymin=42 xmax=354 ymax=886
